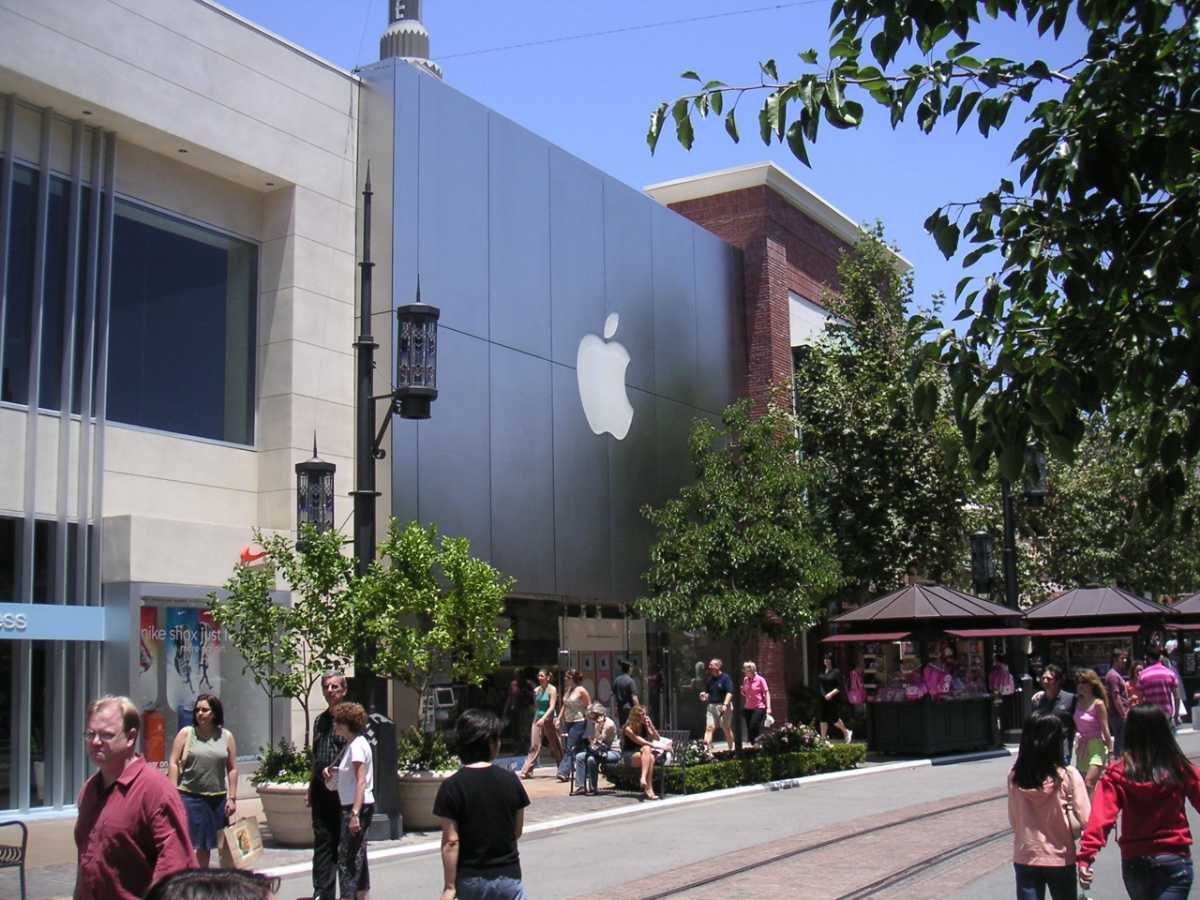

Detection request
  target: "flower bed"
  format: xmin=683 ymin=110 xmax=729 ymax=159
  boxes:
xmin=604 ymin=724 xmax=865 ymax=795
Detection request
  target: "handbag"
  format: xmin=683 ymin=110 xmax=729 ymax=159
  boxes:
xmin=218 ymin=817 xmax=264 ymax=870
xmin=1061 ymin=770 xmax=1083 ymax=841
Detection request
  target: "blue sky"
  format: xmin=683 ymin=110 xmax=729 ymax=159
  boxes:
xmin=222 ymin=0 xmax=1084 ymax=313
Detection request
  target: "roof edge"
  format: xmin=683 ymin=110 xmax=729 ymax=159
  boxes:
xmin=193 ymin=0 xmax=360 ymax=82
xmin=644 ymin=161 xmax=913 ymax=272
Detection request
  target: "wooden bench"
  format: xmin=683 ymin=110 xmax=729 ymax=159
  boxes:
xmin=0 ymin=820 xmax=27 ymax=900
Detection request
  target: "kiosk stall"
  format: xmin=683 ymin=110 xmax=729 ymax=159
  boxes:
xmin=826 ymin=584 xmax=1023 ymax=755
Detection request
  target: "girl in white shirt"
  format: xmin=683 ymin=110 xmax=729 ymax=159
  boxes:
xmin=322 ymin=702 xmax=375 ymax=899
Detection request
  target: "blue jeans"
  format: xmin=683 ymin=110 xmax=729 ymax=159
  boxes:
xmin=574 ymin=747 xmax=620 ymax=792
xmin=558 ymin=720 xmax=586 ymax=778
xmin=456 ymin=870 xmax=527 ymax=900
xmin=1014 ymin=863 xmax=1077 ymax=900
xmin=1122 ymin=853 xmax=1193 ymax=900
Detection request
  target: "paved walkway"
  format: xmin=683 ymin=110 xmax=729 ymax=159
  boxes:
xmin=9 ymin=740 xmax=1005 ymax=898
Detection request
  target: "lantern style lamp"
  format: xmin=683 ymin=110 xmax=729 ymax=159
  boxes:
xmin=970 ymin=531 xmax=995 ymax=597
xmin=295 ymin=437 xmax=336 ymax=543
xmin=1023 ymin=446 xmax=1049 ymax=506
xmin=395 ymin=278 xmax=440 ymax=420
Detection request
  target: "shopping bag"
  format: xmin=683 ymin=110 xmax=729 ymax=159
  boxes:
xmin=218 ymin=816 xmax=264 ymax=870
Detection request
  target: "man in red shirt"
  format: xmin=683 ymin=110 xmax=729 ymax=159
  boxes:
xmin=75 ymin=696 xmax=194 ymax=899
xmin=1137 ymin=646 xmax=1181 ymax=730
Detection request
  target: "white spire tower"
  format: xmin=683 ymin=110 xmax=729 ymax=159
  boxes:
xmin=380 ymin=0 xmax=442 ymax=78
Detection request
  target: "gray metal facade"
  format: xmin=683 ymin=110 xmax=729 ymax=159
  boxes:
xmin=360 ymin=62 xmax=745 ymax=603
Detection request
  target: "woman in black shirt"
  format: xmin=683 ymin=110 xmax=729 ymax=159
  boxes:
xmin=433 ymin=710 xmax=531 ymax=900
xmin=818 ymin=653 xmax=853 ymax=743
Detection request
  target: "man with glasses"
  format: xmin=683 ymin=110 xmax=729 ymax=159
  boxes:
xmin=309 ymin=672 xmax=349 ymax=900
xmin=74 ymin=695 xmax=193 ymax=899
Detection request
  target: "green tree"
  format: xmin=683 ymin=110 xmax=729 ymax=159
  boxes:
xmin=636 ymin=398 xmax=843 ymax=748
xmin=354 ymin=519 xmax=514 ymax=731
xmin=207 ymin=525 xmax=358 ymax=749
xmin=648 ymin=0 xmax=1199 ymax=505
xmin=794 ymin=227 xmax=973 ymax=599
xmin=981 ymin=414 xmax=1200 ymax=603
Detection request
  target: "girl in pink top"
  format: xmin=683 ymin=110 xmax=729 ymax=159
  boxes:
xmin=741 ymin=662 xmax=771 ymax=743
xmin=1008 ymin=712 xmax=1091 ymax=900
xmin=1073 ymin=669 xmax=1113 ymax=796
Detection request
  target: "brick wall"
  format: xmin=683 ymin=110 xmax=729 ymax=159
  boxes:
xmin=668 ymin=182 xmax=856 ymax=721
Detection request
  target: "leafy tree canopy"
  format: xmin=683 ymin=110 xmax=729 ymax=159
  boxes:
xmin=794 ymin=227 xmax=973 ymax=598
xmin=356 ymin=520 xmax=514 ymax=699
xmin=649 ymin=0 xmax=1199 ymax=507
xmin=207 ymin=525 xmax=357 ymax=749
xmin=636 ymin=398 xmax=843 ymax=642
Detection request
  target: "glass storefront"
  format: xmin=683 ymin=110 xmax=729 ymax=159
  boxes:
xmin=132 ymin=601 xmax=271 ymax=764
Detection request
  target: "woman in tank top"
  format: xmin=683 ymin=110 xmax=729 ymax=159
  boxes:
xmin=1073 ymin=669 xmax=1113 ymax=796
xmin=555 ymin=669 xmax=591 ymax=783
xmin=519 ymin=669 xmax=562 ymax=778
xmin=168 ymin=693 xmax=239 ymax=868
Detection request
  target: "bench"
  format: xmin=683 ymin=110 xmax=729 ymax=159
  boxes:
xmin=0 ymin=820 xmax=27 ymax=900
xmin=601 ymin=729 xmax=692 ymax=799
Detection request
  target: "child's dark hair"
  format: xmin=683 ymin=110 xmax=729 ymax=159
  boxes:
xmin=1012 ymin=712 xmax=1066 ymax=790
xmin=455 ymin=708 xmax=504 ymax=764
xmin=1123 ymin=704 xmax=1195 ymax=785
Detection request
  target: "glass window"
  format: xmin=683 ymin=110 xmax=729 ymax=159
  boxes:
xmin=108 ymin=202 xmax=256 ymax=444
xmin=39 ymin=179 xmax=92 ymax=415
xmin=1 ymin=166 xmax=36 ymax=404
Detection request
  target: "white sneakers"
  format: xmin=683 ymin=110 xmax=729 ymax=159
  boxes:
xmin=845 ymin=730 xmax=854 ymax=744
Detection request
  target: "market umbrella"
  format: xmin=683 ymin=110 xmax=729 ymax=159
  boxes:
xmin=832 ymin=583 xmax=1016 ymax=623
xmin=1023 ymin=586 xmax=1177 ymax=619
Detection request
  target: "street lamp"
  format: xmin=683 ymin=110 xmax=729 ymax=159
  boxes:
xmin=969 ymin=531 xmax=994 ymax=598
xmin=395 ymin=283 xmax=439 ymax=420
xmin=353 ymin=164 xmax=439 ymax=710
xmin=295 ymin=437 xmax=336 ymax=543
xmin=1023 ymin=446 xmax=1048 ymax=506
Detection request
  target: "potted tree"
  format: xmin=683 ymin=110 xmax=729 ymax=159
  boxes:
xmin=355 ymin=519 xmax=513 ymax=830
xmin=208 ymin=525 xmax=357 ymax=846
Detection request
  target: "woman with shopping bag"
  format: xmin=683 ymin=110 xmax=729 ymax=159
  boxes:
xmin=168 ymin=693 xmax=239 ymax=869
xmin=1007 ymin=712 xmax=1091 ymax=900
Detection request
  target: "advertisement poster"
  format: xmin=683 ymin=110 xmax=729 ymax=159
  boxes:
xmin=197 ymin=610 xmax=222 ymax=693
xmin=166 ymin=607 xmax=200 ymax=719
xmin=595 ymin=651 xmax=613 ymax=705
xmin=136 ymin=607 xmax=160 ymax=710
xmin=580 ymin=652 xmax=595 ymax=698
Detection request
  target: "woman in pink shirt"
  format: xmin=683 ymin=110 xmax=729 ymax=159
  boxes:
xmin=741 ymin=662 xmax=771 ymax=743
xmin=1008 ymin=712 xmax=1091 ymax=900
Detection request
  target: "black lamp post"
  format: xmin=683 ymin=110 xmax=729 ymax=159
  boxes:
xmin=352 ymin=164 xmax=439 ymax=712
xmin=295 ymin=437 xmax=336 ymax=547
xmin=969 ymin=531 xmax=994 ymax=598
xmin=1023 ymin=446 xmax=1048 ymax=506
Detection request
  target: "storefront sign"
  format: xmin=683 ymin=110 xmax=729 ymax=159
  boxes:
xmin=0 ymin=602 xmax=105 ymax=641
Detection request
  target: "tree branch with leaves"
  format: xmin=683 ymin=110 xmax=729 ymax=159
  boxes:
xmin=649 ymin=0 xmax=1200 ymax=514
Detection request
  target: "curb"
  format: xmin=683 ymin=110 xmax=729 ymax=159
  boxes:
xmin=260 ymin=745 xmax=1016 ymax=879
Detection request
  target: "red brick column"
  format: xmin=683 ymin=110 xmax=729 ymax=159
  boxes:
xmin=752 ymin=633 xmax=790 ymax=724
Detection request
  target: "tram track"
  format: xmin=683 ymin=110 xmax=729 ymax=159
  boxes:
xmin=642 ymin=751 xmax=1200 ymax=899
xmin=640 ymin=792 xmax=1008 ymax=899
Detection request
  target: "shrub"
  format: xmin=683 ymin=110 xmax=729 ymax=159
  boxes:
xmin=396 ymin=727 xmax=457 ymax=773
xmin=603 ymin=743 xmax=865 ymax=794
xmin=251 ymin=739 xmax=312 ymax=787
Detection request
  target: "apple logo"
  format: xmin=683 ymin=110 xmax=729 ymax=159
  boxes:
xmin=576 ymin=312 xmax=634 ymax=439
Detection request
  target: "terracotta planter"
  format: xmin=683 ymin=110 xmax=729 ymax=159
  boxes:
xmin=397 ymin=772 xmax=450 ymax=831
xmin=257 ymin=783 xmax=314 ymax=847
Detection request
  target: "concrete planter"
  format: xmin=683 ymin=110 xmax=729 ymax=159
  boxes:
xmin=397 ymin=771 xmax=451 ymax=831
xmin=257 ymin=783 xmax=314 ymax=847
